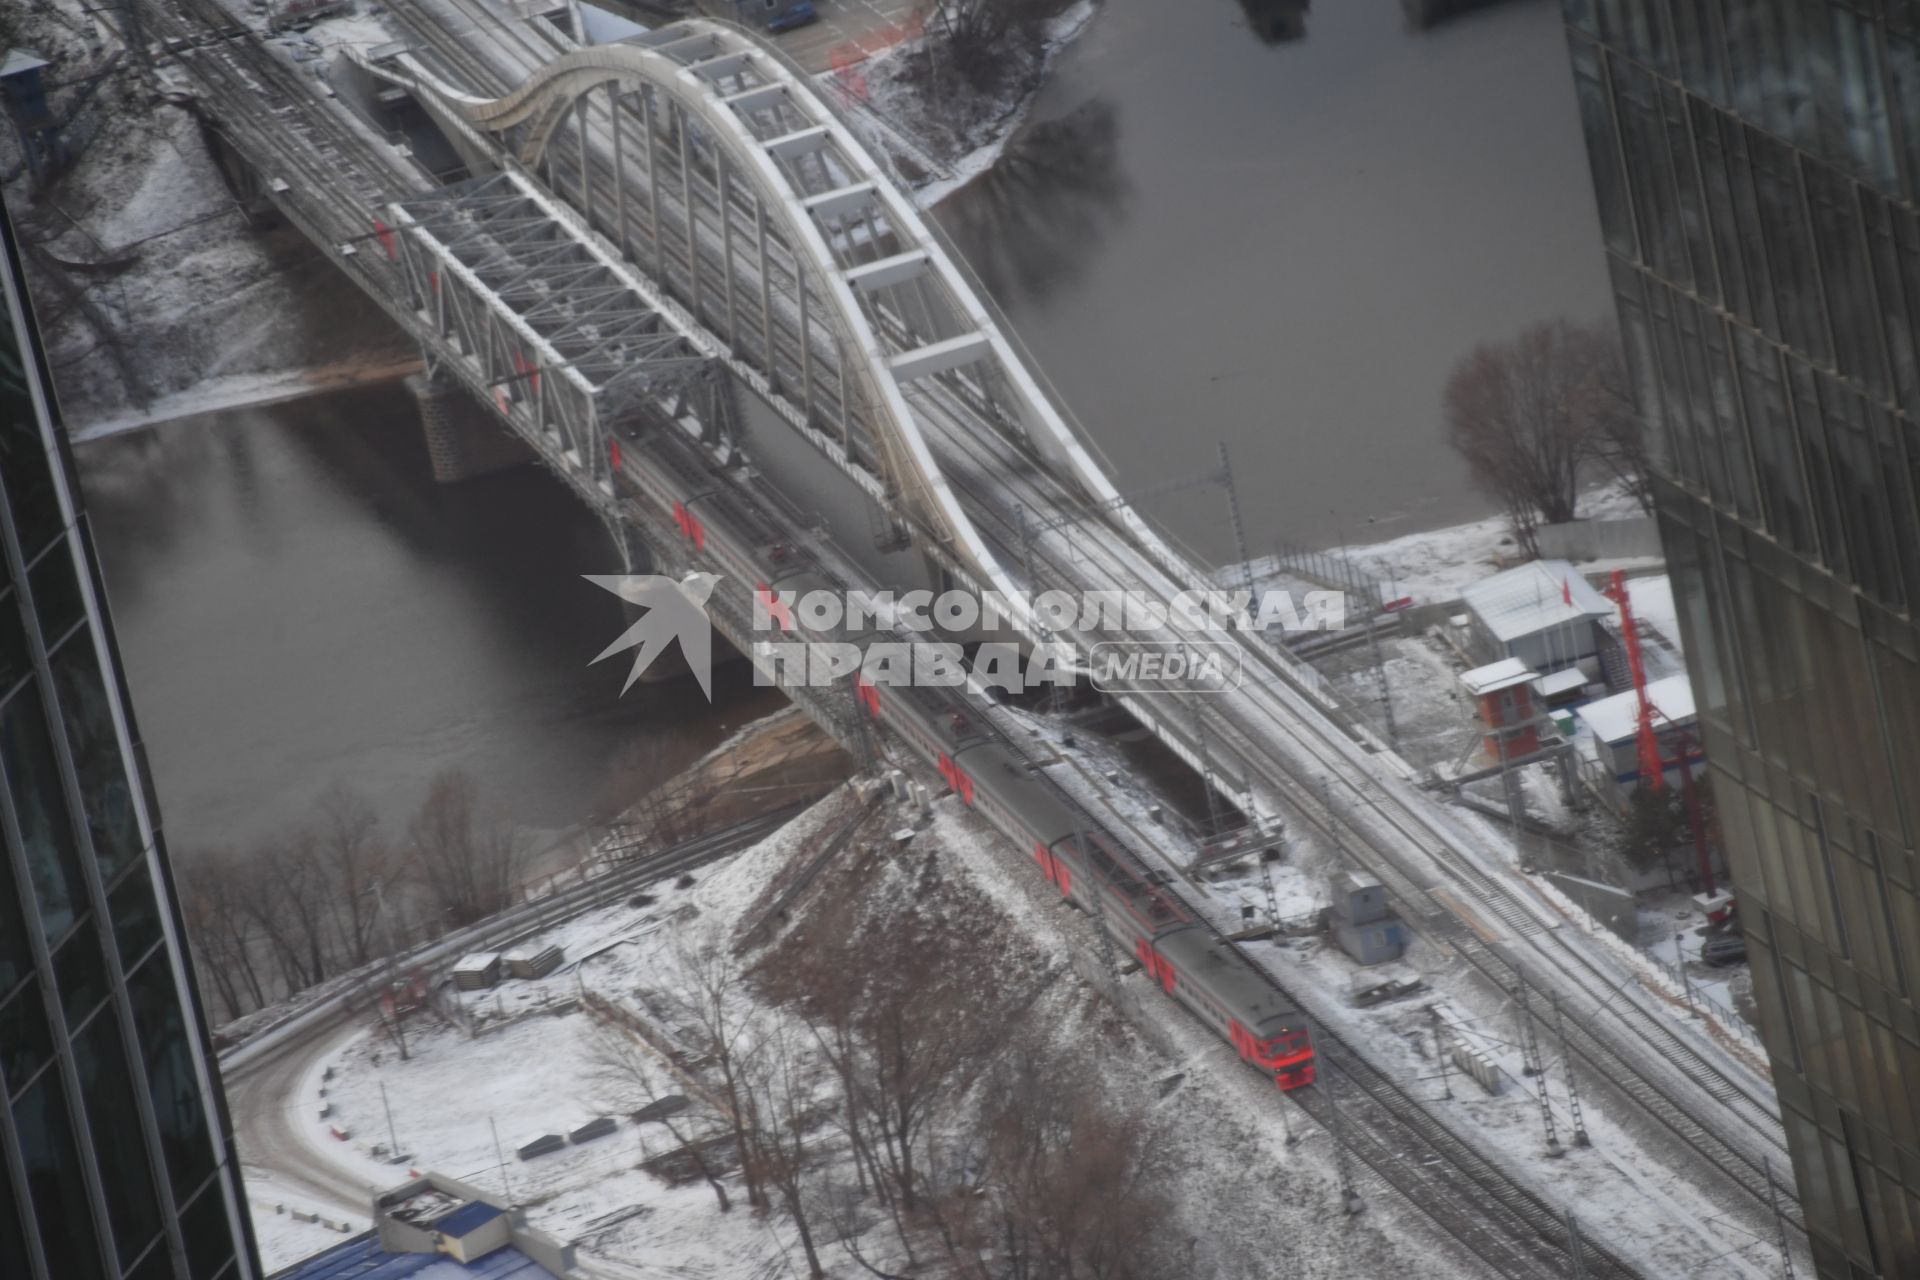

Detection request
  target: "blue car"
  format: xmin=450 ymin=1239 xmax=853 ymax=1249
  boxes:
xmin=758 ymin=0 xmax=819 ymax=33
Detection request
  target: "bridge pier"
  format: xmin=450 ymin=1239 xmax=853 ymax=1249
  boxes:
xmin=195 ymin=115 xmax=281 ymax=231
xmin=408 ymin=370 xmax=537 ymax=483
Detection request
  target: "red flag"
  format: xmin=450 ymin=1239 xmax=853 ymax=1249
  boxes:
xmin=1562 ymin=578 xmax=1573 ymax=606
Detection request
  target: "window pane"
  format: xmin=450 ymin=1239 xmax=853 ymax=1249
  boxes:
xmin=0 ymin=978 xmax=51 ymax=1100
xmin=126 ymin=1241 xmax=179 ymax=1280
xmin=74 ymin=1009 xmax=164 ymax=1265
xmin=53 ymin=922 xmax=108 ymax=1028
xmin=26 ymin=547 xmax=80 ymax=654
xmin=0 ymin=366 xmax=63 ymax=563
xmin=126 ymin=954 xmax=215 ymax=1203
xmin=178 ymin=1183 xmax=235 ymax=1280
xmin=0 ymin=680 xmax=86 ymax=938
xmin=49 ymin=633 xmax=141 ymax=882
xmin=0 ymin=589 xmax=28 ymax=705
xmin=1871 ymin=639 xmax=1920 ymax=852
xmin=1572 ymin=39 xmax=1635 ymax=258
xmin=0 ymin=822 xmax=31 ymax=1006
xmin=110 ymin=864 xmax=163 ymax=971
xmin=11 ymin=1071 xmax=106 ymax=1280
xmin=0 ymin=1148 xmax=32 ymax=1280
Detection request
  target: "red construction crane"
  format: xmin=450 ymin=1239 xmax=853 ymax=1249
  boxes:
xmin=1604 ymin=569 xmax=1715 ymax=894
xmin=1603 ymin=570 xmax=1666 ymax=791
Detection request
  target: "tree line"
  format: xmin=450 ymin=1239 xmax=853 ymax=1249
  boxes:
xmin=1444 ymin=317 xmax=1652 ymax=557
xmin=590 ymin=841 xmax=1178 ymax=1280
xmin=177 ymin=770 xmax=530 ymax=1023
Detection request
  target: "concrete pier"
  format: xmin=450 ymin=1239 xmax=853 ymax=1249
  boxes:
xmin=408 ymin=371 xmax=535 ymax=483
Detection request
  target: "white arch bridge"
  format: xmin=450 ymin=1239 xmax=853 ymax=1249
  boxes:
xmin=354 ymin=14 xmax=1181 ymax=624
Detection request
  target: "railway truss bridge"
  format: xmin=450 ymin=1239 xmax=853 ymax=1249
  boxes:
xmin=140 ymin=0 xmax=1807 ymax=1274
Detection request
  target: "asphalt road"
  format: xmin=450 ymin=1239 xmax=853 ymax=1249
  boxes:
xmin=226 ymin=1009 xmax=384 ymax=1218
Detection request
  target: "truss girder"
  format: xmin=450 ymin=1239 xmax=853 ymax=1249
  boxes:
xmin=388 ymin=169 xmax=712 ymax=490
xmin=357 ymin=20 xmax=1210 ymax=634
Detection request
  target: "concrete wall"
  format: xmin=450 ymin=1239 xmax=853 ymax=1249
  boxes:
xmin=1535 ymin=517 xmax=1661 ymax=562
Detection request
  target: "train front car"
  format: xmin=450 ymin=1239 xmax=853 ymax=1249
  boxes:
xmin=1154 ymin=929 xmax=1316 ymax=1090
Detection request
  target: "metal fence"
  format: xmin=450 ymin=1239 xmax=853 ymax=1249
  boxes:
xmin=1646 ymin=950 xmax=1766 ymax=1052
xmin=1261 ymin=540 xmax=1387 ymax=608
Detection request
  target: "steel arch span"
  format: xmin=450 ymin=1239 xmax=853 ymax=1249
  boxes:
xmin=360 ymin=19 xmax=1170 ymax=621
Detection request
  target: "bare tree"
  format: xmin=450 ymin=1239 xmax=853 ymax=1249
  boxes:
xmin=176 ymin=847 xmax=268 ymax=1019
xmin=659 ymin=925 xmax=769 ymax=1212
xmin=955 ymin=1036 xmax=1177 ymax=1280
xmin=312 ymin=782 xmax=392 ymax=968
xmin=932 ymin=0 xmax=1057 ymax=91
xmin=587 ymin=1020 xmax=735 ymax=1212
xmin=408 ymin=770 xmax=528 ymax=927
xmin=232 ymin=838 xmax=326 ymax=997
xmin=742 ymin=1018 xmax=829 ymax=1278
xmin=1588 ymin=338 xmax=1655 ymax=516
xmin=1444 ymin=318 xmax=1633 ymax=556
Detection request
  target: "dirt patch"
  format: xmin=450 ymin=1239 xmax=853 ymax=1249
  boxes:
xmin=609 ymin=707 xmax=854 ymax=849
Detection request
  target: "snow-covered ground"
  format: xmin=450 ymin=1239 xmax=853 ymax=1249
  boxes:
xmin=1238 ymin=479 xmax=1656 ymax=609
xmin=291 ymin=784 xmax=1492 ymax=1278
xmin=7 ymin=0 xmax=409 ymax=426
xmin=246 ymin=1174 xmax=367 ymax=1273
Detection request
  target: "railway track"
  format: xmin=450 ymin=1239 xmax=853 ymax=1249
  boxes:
xmin=916 ymin=382 xmax=1802 ymax=1252
xmin=129 ymin=0 xmax=1790 ymax=1269
xmin=344 ymin=2 xmax=1788 ymax=1265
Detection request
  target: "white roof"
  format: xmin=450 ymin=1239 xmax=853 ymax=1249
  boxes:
xmin=1576 ymin=674 xmax=1696 ymax=744
xmin=1460 ymin=657 xmax=1535 ymax=695
xmin=1532 ymin=667 xmax=1589 ymax=696
xmin=0 ymin=50 xmax=51 ymax=78
xmin=1604 ymin=573 xmax=1687 ymax=679
xmin=453 ymin=952 xmax=500 ymax=971
xmin=1462 ymin=560 xmax=1613 ymax=642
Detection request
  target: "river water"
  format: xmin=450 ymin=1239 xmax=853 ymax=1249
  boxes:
xmin=77 ymin=384 xmax=782 ymax=856
xmin=936 ymin=0 xmax=1610 ymax=562
xmin=76 ymin=0 xmax=1606 ymax=853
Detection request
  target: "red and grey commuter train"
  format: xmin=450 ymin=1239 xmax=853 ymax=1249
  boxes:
xmin=613 ymin=432 xmax=1317 ymax=1092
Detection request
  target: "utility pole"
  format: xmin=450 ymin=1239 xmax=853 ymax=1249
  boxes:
xmin=1317 ymin=775 xmax=1348 ymax=861
xmin=1258 ymin=845 xmax=1282 ymax=928
xmin=1323 ymin=1059 xmax=1365 ymax=1215
xmin=1565 ymin=1207 xmax=1589 ymax=1278
xmin=491 ymin=1116 xmax=514 ymax=1202
xmin=380 ymin=1080 xmax=402 ymax=1163
xmin=1191 ymin=701 xmax=1225 ymax=841
xmin=1765 ymin=1156 xmax=1796 ymax=1280
xmin=1217 ymin=442 xmax=1255 ymax=598
xmin=372 ymin=878 xmax=410 ymax=1061
xmin=1515 ymin=978 xmax=1561 ymax=1156
xmin=1431 ymin=1009 xmax=1454 ymax=1101
xmin=1364 ymin=610 xmax=1400 ymax=750
xmin=1552 ymin=996 xmax=1589 ymax=1147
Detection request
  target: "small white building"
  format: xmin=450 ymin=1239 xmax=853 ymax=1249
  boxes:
xmin=1573 ymin=673 xmax=1704 ymax=801
xmin=451 ymin=952 xmax=502 ymax=991
xmin=1460 ymin=560 xmax=1614 ymax=675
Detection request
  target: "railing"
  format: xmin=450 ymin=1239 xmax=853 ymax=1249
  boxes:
xmin=1253 ymin=540 xmax=1387 ymax=607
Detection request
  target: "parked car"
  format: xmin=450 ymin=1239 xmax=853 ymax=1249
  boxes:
xmin=750 ymin=0 xmax=819 ymax=33
xmin=1701 ymin=934 xmax=1747 ymax=966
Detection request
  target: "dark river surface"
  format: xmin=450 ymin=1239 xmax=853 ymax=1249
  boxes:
xmin=77 ymin=385 xmax=783 ymax=856
xmin=936 ymin=0 xmax=1611 ymax=561
xmin=75 ymin=0 xmax=1608 ymax=853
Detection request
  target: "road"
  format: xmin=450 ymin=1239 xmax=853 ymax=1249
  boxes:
xmin=220 ymin=809 xmax=806 ymax=1220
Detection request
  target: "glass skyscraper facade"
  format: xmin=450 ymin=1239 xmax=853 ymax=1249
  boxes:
xmin=0 ymin=199 xmax=259 ymax=1278
xmin=1562 ymin=5 xmax=1920 ymax=1277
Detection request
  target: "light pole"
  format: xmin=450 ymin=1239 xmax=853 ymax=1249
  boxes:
xmin=370 ymin=877 xmax=410 ymax=1061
